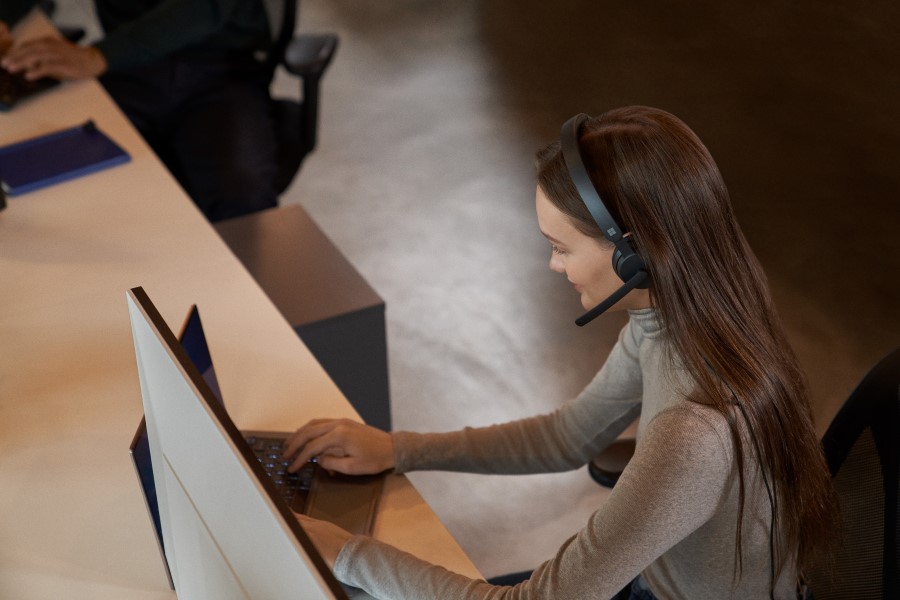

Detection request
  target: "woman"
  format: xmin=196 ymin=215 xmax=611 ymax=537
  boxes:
xmin=283 ymin=106 xmax=838 ymax=599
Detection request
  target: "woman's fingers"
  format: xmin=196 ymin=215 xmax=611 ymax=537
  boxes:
xmin=287 ymin=427 xmax=347 ymax=472
xmin=283 ymin=419 xmax=343 ymax=464
xmin=282 ymin=418 xmax=394 ymax=476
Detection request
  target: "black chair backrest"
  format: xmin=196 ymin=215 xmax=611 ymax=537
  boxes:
xmin=260 ymin=0 xmax=299 ymax=77
xmin=806 ymin=347 xmax=900 ymax=599
xmin=257 ymin=0 xmax=338 ymax=193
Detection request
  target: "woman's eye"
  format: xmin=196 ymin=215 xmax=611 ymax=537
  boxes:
xmin=551 ymin=245 xmax=566 ymax=255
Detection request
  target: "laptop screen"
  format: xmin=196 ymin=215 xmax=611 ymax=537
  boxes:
xmin=127 ymin=288 xmax=349 ymax=598
xmin=128 ymin=305 xmax=220 ymax=588
xmin=178 ymin=307 xmax=223 ymax=403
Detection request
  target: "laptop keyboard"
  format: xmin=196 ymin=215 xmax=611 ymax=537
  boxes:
xmin=246 ymin=434 xmax=316 ymax=510
xmin=0 ymin=69 xmax=58 ymax=111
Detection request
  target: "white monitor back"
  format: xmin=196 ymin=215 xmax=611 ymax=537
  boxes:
xmin=126 ymin=288 xmax=345 ymax=599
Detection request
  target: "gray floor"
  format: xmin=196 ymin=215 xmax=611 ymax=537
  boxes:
xmin=55 ymin=0 xmax=900 ymax=579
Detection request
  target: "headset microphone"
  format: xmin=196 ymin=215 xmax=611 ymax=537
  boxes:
xmin=575 ymin=270 xmax=648 ymax=326
xmin=560 ymin=113 xmax=650 ymax=326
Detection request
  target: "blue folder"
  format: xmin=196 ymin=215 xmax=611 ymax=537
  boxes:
xmin=0 ymin=120 xmax=130 ymax=196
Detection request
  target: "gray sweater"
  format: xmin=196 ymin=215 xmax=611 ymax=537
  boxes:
xmin=334 ymin=309 xmax=796 ymax=599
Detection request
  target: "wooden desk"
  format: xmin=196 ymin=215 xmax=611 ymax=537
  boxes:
xmin=0 ymin=12 xmax=479 ymax=599
xmin=215 ymin=205 xmax=391 ymax=432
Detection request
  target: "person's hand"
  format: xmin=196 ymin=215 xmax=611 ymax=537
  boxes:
xmin=0 ymin=22 xmax=12 ymax=57
xmin=283 ymin=418 xmax=394 ymax=475
xmin=1 ymin=36 xmax=107 ymax=80
xmin=296 ymin=514 xmax=352 ymax=569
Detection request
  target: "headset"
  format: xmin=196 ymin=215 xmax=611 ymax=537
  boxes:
xmin=559 ymin=113 xmax=650 ymax=326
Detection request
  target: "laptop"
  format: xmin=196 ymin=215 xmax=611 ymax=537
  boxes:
xmin=0 ymin=68 xmax=58 ymax=111
xmin=128 ymin=289 xmax=382 ymax=597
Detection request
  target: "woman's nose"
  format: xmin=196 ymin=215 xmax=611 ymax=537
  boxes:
xmin=549 ymin=253 xmax=565 ymax=273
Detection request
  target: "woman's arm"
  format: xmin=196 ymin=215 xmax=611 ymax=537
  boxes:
xmin=284 ymin=320 xmax=647 ymax=477
xmin=333 ymin=407 xmax=732 ymax=599
xmin=392 ymin=322 xmax=646 ymax=474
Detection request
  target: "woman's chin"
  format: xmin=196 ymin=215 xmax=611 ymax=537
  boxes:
xmin=580 ymin=294 xmax=628 ymax=314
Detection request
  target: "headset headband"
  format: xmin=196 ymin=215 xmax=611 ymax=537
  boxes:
xmin=559 ymin=113 xmax=650 ymax=325
xmin=559 ymin=113 xmax=625 ymax=244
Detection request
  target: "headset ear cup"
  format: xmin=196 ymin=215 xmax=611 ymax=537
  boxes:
xmin=612 ymin=239 xmax=650 ymax=288
xmin=611 ymin=247 xmax=625 ymax=279
xmin=613 ymin=249 xmax=638 ymax=280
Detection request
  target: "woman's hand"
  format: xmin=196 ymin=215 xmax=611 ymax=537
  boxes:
xmin=282 ymin=418 xmax=394 ymax=475
xmin=1 ymin=36 xmax=107 ymax=80
xmin=297 ymin=514 xmax=352 ymax=569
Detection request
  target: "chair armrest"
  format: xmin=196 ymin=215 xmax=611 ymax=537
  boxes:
xmin=283 ymin=33 xmax=338 ymax=79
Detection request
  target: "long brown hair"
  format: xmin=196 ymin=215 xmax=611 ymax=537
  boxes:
xmin=535 ymin=106 xmax=837 ymax=580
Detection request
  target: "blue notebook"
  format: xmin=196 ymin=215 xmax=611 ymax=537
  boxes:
xmin=0 ymin=120 xmax=130 ymax=196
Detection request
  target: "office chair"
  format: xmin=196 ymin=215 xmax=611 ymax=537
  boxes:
xmin=38 ymin=0 xmax=335 ymax=196
xmin=588 ymin=438 xmax=635 ymax=488
xmin=804 ymin=347 xmax=900 ymax=600
xmin=261 ymin=0 xmax=339 ymax=194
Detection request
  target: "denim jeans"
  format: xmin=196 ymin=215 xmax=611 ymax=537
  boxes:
xmin=614 ymin=575 xmax=660 ymax=600
xmin=628 ymin=575 xmax=660 ymax=600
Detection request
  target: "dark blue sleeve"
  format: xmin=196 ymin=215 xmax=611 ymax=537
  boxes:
xmin=95 ymin=0 xmax=263 ymax=71
xmin=0 ymin=0 xmax=38 ymax=27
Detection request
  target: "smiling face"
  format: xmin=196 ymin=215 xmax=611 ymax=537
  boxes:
xmin=535 ymin=185 xmax=650 ymax=313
